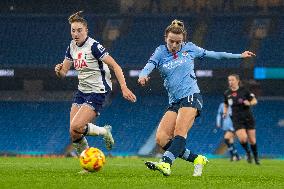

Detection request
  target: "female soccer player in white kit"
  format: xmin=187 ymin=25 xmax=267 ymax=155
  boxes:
xmin=55 ymin=11 xmax=136 ymax=158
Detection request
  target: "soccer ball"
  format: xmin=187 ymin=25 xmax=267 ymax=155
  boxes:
xmin=79 ymin=147 xmax=106 ymax=172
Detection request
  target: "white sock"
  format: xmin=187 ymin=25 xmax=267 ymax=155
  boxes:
xmin=86 ymin=123 xmax=107 ymax=136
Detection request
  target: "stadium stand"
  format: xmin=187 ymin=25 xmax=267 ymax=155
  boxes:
xmin=256 ymin=17 xmax=284 ymax=67
xmin=0 ymin=101 xmax=70 ymax=155
xmin=1 ymin=96 xmax=283 ymax=157
xmin=0 ymin=0 xmax=283 ymax=158
xmin=0 ymin=15 xmax=103 ymax=67
xmin=1 ymin=14 xmax=283 ymax=68
xmin=197 ymin=16 xmax=249 ymax=69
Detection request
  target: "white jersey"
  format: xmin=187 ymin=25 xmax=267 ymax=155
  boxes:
xmin=65 ymin=37 xmax=112 ymax=93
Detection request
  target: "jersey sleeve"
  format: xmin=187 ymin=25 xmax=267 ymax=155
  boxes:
xmin=139 ymin=46 xmax=162 ymax=78
xmin=64 ymin=45 xmax=73 ymax=61
xmin=91 ymin=42 xmax=109 ymax=60
xmin=204 ymin=50 xmax=242 ymax=59
xmin=139 ymin=62 xmax=155 ymax=78
xmin=244 ymin=88 xmax=255 ymax=101
xmin=148 ymin=46 xmax=162 ymax=67
xmin=190 ymin=43 xmax=206 ymax=59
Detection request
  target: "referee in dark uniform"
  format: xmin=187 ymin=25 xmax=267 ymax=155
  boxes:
xmin=223 ymin=74 xmax=260 ymax=165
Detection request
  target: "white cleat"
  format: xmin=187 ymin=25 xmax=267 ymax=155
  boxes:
xmin=103 ymin=125 xmax=114 ymax=150
xmin=193 ymin=155 xmax=209 ymax=177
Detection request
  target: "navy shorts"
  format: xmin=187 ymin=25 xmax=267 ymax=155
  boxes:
xmin=167 ymin=93 xmax=203 ymax=117
xmin=73 ymin=90 xmax=109 ymax=116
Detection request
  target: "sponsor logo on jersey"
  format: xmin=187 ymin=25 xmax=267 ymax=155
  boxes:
xmin=74 ymin=52 xmax=88 ymax=69
xmin=74 ymin=59 xmax=88 ymax=69
xmin=162 ymin=59 xmax=187 ymax=69
xmin=97 ymin=44 xmax=105 ymax=53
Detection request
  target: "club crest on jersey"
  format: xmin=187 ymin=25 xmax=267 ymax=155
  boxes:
xmin=182 ymin=51 xmax=188 ymax=57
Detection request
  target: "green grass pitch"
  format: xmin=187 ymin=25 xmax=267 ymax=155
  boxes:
xmin=0 ymin=157 xmax=284 ymax=189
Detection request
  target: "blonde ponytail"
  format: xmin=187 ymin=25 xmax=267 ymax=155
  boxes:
xmin=68 ymin=11 xmax=87 ymax=27
xmin=165 ymin=19 xmax=187 ymax=41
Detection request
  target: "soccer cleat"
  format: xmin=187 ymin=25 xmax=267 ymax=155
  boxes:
xmin=103 ymin=125 xmax=114 ymax=150
xmin=235 ymin=154 xmax=241 ymax=161
xmin=145 ymin=161 xmax=171 ymax=176
xmin=246 ymin=153 xmax=252 ymax=163
xmin=193 ymin=155 xmax=208 ymax=177
xmin=231 ymin=155 xmax=241 ymax=162
xmin=254 ymin=157 xmax=260 ymax=165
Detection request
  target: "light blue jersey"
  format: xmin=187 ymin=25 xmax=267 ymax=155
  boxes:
xmin=216 ymin=103 xmax=234 ymax=132
xmin=139 ymin=42 xmax=242 ymax=104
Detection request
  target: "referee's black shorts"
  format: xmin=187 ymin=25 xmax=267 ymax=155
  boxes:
xmin=231 ymin=114 xmax=255 ymax=130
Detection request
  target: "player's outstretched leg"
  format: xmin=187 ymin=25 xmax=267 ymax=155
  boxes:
xmin=193 ymin=155 xmax=209 ymax=177
xmin=103 ymin=125 xmax=114 ymax=150
xmin=145 ymin=135 xmax=187 ymax=176
xmin=86 ymin=123 xmax=114 ymax=150
xmin=145 ymin=161 xmax=171 ymax=176
xmin=73 ymin=136 xmax=89 ymax=156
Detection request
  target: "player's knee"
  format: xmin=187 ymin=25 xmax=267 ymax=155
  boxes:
xmin=248 ymin=138 xmax=256 ymax=144
xmin=238 ymin=137 xmax=247 ymax=143
xmin=70 ymin=122 xmax=85 ymax=134
xmin=69 ymin=130 xmax=81 ymax=141
xmin=156 ymin=132 xmax=172 ymax=147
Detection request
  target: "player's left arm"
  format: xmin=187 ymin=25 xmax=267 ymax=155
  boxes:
xmin=204 ymin=50 xmax=256 ymax=59
xmin=102 ymin=55 xmax=136 ymax=103
xmin=91 ymin=41 xmax=136 ymax=102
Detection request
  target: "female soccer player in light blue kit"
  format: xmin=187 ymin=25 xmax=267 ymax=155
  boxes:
xmin=138 ymin=19 xmax=255 ymax=176
xmin=55 ymin=11 xmax=136 ymax=166
xmin=216 ymin=102 xmax=240 ymax=161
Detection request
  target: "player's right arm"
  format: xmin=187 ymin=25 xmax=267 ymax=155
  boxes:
xmin=55 ymin=58 xmax=72 ymax=78
xmin=138 ymin=62 xmax=155 ymax=86
xmin=138 ymin=46 xmax=161 ymax=86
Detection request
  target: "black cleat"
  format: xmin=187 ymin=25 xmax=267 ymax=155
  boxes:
xmin=246 ymin=153 xmax=252 ymax=163
xmin=235 ymin=154 xmax=241 ymax=161
xmin=255 ymin=158 xmax=261 ymax=165
xmin=231 ymin=155 xmax=241 ymax=162
xmin=145 ymin=161 xmax=157 ymax=170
